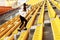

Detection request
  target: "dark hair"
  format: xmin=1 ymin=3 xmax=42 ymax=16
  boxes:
xmin=23 ymin=3 xmax=26 ymax=6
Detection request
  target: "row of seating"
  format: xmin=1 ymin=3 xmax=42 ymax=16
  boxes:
xmin=47 ymin=0 xmax=60 ymax=40
xmin=51 ymin=0 xmax=60 ymax=10
xmin=47 ymin=0 xmax=56 ymax=19
xmin=0 ymin=15 xmax=20 ymax=39
xmin=32 ymin=3 xmax=45 ymax=40
xmin=0 ymin=16 xmax=20 ymax=35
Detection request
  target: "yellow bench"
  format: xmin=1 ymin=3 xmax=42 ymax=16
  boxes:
xmin=0 ymin=15 xmax=20 ymax=38
xmin=32 ymin=3 xmax=44 ymax=40
xmin=0 ymin=15 xmax=20 ymax=33
xmin=32 ymin=25 xmax=44 ymax=40
xmin=0 ymin=15 xmax=20 ymax=29
xmin=47 ymin=0 xmax=56 ymax=19
xmin=51 ymin=16 xmax=60 ymax=40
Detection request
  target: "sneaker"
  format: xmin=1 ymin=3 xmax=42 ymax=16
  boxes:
xmin=24 ymin=28 xmax=27 ymax=30
xmin=18 ymin=29 xmax=21 ymax=32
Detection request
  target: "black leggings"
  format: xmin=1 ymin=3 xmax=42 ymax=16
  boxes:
xmin=20 ymin=16 xmax=27 ymax=28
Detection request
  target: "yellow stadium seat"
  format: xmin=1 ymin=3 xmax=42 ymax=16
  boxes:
xmin=51 ymin=19 xmax=60 ymax=40
xmin=32 ymin=25 xmax=43 ymax=40
xmin=37 ymin=4 xmax=44 ymax=24
xmin=47 ymin=0 xmax=56 ymax=19
xmin=32 ymin=3 xmax=44 ymax=40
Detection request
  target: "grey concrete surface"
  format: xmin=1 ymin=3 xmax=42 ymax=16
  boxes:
xmin=43 ymin=24 xmax=53 ymax=40
xmin=28 ymin=29 xmax=35 ymax=40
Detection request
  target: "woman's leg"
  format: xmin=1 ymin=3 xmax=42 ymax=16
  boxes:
xmin=19 ymin=21 xmax=24 ymax=28
xmin=24 ymin=20 xmax=28 ymax=27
